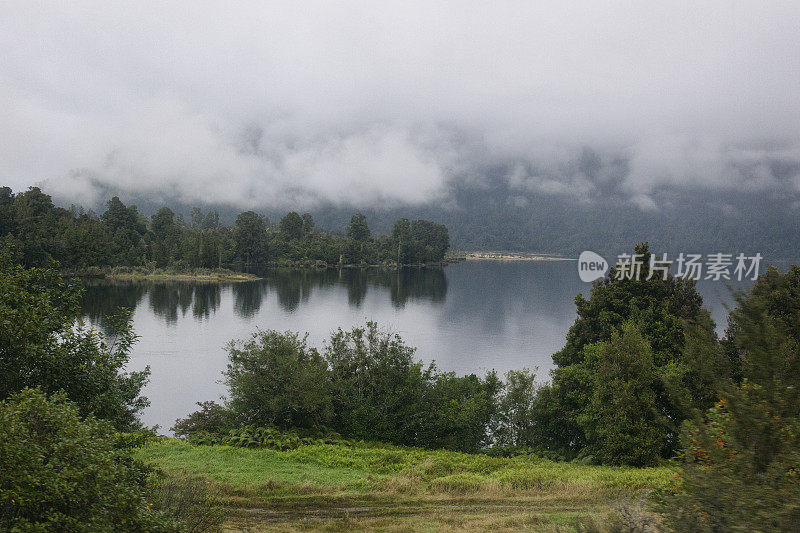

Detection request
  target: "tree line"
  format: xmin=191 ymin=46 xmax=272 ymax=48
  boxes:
xmin=0 ymin=186 xmax=450 ymax=270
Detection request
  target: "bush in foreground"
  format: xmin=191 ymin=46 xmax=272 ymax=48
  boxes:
xmin=0 ymin=254 xmax=149 ymax=430
xmin=660 ymin=275 xmax=800 ymax=531
xmin=0 ymin=388 xmax=180 ymax=532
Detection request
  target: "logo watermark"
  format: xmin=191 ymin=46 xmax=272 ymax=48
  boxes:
xmin=578 ymin=251 xmax=609 ymax=282
xmin=578 ymin=251 xmax=762 ymax=282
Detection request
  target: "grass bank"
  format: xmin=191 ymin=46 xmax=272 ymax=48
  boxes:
xmin=135 ymin=438 xmax=674 ymax=531
xmin=66 ymin=266 xmax=260 ymax=282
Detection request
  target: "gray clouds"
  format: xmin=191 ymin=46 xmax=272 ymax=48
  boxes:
xmin=1 ymin=1 xmax=799 ymax=208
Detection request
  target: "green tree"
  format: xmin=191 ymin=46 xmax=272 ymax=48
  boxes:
xmin=325 ymin=322 xmax=424 ymax=444
xmin=0 ymin=388 xmax=180 ymax=532
xmin=391 ymin=218 xmax=412 ymax=264
xmin=0 ymin=255 xmax=148 ymax=430
xmin=723 ymin=265 xmax=800 ymax=383
xmin=234 ymin=211 xmax=267 ymax=264
xmin=203 ymin=210 xmax=220 ymax=229
xmin=189 ymin=206 xmax=204 ymax=228
xmin=410 ymin=219 xmax=449 ymax=262
xmin=224 ymin=330 xmax=332 ymax=429
xmin=586 ymin=323 xmax=664 ymax=466
xmin=301 ymin=212 xmax=315 ymax=235
xmin=662 ymin=272 xmax=800 ymax=531
xmin=0 ymin=186 xmax=13 ymax=237
xmin=100 ymin=197 xmax=147 ymax=265
xmin=278 ymin=211 xmax=305 ymax=240
xmin=151 ymin=206 xmax=176 ymax=238
xmin=346 ymin=213 xmax=371 ymax=242
xmin=532 ymin=243 xmax=723 ymax=462
xmin=150 ymin=206 xmax=180 ymax=267
xmin=100 ymin=196 xmax=145 ymax=235
xmin=496 ymin=368 xmax=537 ymax=447
xmin=420 ymin=369 xmax=502 ymax=452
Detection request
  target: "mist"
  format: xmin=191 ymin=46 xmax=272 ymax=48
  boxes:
xmin=2 ymin=1 xmax=799 ymax=210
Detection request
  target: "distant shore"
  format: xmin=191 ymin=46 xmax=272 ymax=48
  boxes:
xmin=462 ymin=251 xmax=575 ymax=261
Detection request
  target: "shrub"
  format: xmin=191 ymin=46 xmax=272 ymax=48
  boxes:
xmin=224 ymin=330 xmax=332 ymax=429
xmin=0 ymin=256 xmax=148 ymax=430
xmin=0 ymin=388 xmax=180 ymax=532
xmin=172 ymin=401 xmax=234 ymax=438
xmin=185 ymin=425 xmax=350 ymax=451
xmin=660 ymin=276 xmax=800 ymax=531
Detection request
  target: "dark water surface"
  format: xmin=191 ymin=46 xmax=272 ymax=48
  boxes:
xmin=81 ymin=260 xmax=756 ymax=431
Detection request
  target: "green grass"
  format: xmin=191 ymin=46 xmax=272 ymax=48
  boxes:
xmin=135 ymin=438 xmax=674 ymax=531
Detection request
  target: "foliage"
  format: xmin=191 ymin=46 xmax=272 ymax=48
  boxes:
xmin=277 ymin=211 xmax=305 ymax=241
xmin=233 ymin=210 xmax=267 ymax=264
xmin=585 ymin=324 xmax=664 ymax=466
xmin=171 ymin=401 xmax=234 ymax=439
xmin=323 ymin=321 xmax=500 ymax=452
xmin=0 ymin=388 xmax=180 ymax=532
xmin=224 ymin=330 xmax=333 ymax=429
xmin=660 ymin=271 xmax=800 ymax=531
xmin=495 ymin=368 xmax=538 ymax=447
xmin=723 ymin=264 xmax=800 ymax=383
xmin=531 ymin=243 xmax=727 ymax=462
xmin=0 ymin=186 xmax=450 ymax=270
xmin=325 ymin=322 xmax=427 ymax=445
xmin=346 ymin=213 xmax=371 ymax=242
xmin=181 ymin=322 xmax=500 ymax=453
xmin=186 ymin=425 xmax=350 ymax=451
xmin=0 ymin=253 xmax=148 ymax=430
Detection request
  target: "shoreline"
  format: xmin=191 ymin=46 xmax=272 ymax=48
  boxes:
xmin=102 ymin=272 xmax=260 ymax=282
xmin=64 ymin=269 xmax=262 ymax=283
xmin=64 ymin=261 xmax=457 ymax=283
xmin=63 ymin=253 xmax=585 ymax=282
xmin=462 ymin=251 xmax=575 ymax=261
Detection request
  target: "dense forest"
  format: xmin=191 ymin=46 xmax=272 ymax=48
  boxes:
xmin=0 ymin=186 xmax=450 ymax=271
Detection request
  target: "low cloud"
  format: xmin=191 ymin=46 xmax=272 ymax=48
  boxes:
xmin=1 ymin=1 xmax=798 ymax=209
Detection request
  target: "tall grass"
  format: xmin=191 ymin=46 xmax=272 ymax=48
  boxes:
xmin=136 ymin=438 xmax=673 ymax=498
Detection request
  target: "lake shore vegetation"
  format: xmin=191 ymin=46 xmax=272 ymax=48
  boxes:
xmin=0 ymin=186 xmax=451 ymax=279
xmin=2 ymin=244 xmax=799 ymax=530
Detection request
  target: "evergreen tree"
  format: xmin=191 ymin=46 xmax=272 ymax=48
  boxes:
xmin=586 ymin=323 xmax=664 ymax=466
xmin=347 ymin=213 xmax=371 ymax=242
xmin=663 ymin=270 xmax=800 ymax=530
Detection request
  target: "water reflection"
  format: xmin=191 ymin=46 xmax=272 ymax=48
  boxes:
xmin=81 ymin=280 xmax=147 ymax=331
xmin=82 ymin=267 xmax=448 ymax=322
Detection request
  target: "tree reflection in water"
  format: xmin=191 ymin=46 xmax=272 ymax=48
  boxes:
xmin=81 ymin=267 xmax=448 ymax=324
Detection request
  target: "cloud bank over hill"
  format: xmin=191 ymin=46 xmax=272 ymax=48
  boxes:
xmin=1 ymin=1 xmax=799 ymax=210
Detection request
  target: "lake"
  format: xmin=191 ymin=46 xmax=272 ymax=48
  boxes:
xmin=81 ymin=259 xmax=756 ymax=431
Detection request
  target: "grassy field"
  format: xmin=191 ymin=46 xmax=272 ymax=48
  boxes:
xmin=135 ymin=438 xmax=674 ymax=531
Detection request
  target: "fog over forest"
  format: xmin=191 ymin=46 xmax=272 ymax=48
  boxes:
xmin=2 ymin=2 xmax=799 ymax=253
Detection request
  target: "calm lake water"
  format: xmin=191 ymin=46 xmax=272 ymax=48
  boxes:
xmin=81 ymin=259 xmax=757 ymax=431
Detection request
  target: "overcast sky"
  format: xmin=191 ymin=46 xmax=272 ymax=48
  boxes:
xmin=2 ymin=1 xmax=799 ymax=209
